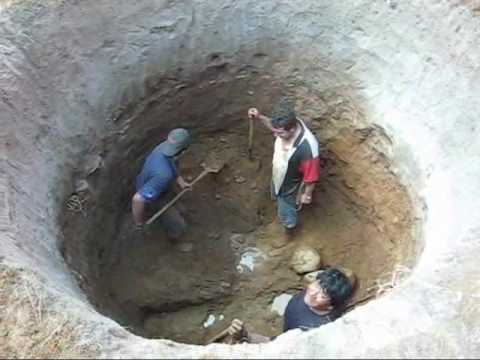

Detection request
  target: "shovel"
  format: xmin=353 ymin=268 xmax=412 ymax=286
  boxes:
xmin=145 ymin=157 xmax=225 ymax=226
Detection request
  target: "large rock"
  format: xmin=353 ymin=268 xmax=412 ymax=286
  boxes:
xmin=289 ymin=245 xmax=322 ymax=274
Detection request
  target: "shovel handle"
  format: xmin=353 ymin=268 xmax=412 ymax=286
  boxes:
xmin=189 ymin=168 xmax=212 ymax=187
xmin=205 ymin=326 xmax=232 ymax=345
xmin=145 ymin=169 xmax=211 ymax=225
xmin=248 ymin=117 xmax=254 ymax=159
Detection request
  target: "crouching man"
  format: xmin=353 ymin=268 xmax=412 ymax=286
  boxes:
xmin=225 ymin=267 xmax=354 ymax=343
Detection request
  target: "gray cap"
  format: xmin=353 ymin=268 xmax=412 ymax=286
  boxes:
xmin=159 ymin=128 xmax=191 ymax=156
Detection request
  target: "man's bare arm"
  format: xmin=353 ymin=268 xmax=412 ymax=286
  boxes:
xmin=132 ymin=193 xmax=146 ymax=225
xmin=257 ymin=114 xmax=276 ymax=132
xmin=246 ymin=333 xmax=272 ymax=344
xmin=176 ymin=175 xmax=192 ymax=189
xmin=226 ymin=319 xmax=272 ymax=344
xmin=248 ymin=108 xmax=276 ymax=133
xmin=300 ymin=182 xmax=316 ymax=204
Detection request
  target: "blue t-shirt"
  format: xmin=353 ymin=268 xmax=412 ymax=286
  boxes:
xmin=136 ymin=144 xmax=178 ymax=203
xmin=283 ymin=291 xmax=342 ymax=332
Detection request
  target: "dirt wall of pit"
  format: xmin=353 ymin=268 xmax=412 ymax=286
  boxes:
xmin=1 ymin=0 xmax=480 ymax=358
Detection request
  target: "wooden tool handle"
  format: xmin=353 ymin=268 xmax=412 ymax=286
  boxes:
xmin=189 ymin=168 xmax=211 ymax=186
xmin=205 ymin=326 xmax=232 ymax=345
xmin=248 ymin=117 xmax=254 ymax=159
xmin=145 ymin=188 xmax=189 ymax=225
xmin=145 ymin=169 xmax=210 ymax=226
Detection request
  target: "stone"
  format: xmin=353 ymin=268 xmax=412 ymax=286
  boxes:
xmin=84 ymin=155 xmax=103 ymax=176
xmin=230 ymin=241 xmax=241 ymax=251
xmin=220 ymin=281 xmax=231 ymax=288
xmin=268 ymin=248 xmax=286 ymax=257
xmin=208 ymin=232 xmax=220 ymax=240
xmin=177 ymin=242 xmax=194 ymax=253
xmin=230 ymin=233 xmax=246 ymax=244
xmin=74 ymin=179 xmax=89 ymax=193
xmin=234 ymin=176 xmax=246 ymax=184
xmin=303 ymin=270 xmax=320 ymax=285
xmin=289 ymin=245 xmax=322 ymax=274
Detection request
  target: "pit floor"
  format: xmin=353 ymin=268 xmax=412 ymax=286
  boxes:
xmin=100 ymin=129 xmax=408 ymax=344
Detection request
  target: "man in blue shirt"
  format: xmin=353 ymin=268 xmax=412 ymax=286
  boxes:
xmin=132 ymin=128 xmax=192 ymax=239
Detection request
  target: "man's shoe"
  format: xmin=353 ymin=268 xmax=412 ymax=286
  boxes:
xmin=284 ymin=226 xmax=296 ymax=237
xmin=271 ymin=226 xmax=296 ymax=249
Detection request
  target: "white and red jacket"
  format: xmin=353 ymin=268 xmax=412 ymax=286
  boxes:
xmin=272 ymin=119 xmax=320 ymax=197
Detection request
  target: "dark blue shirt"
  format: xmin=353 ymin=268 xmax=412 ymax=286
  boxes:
xmin=283 ymin=291 xmax=342 ymax=332
xmin=136 ymin=144 xmax=178 ymax=203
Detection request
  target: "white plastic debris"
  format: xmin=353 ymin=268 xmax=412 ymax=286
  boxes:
xmin=203 ymin=314 xmax=216 ymax=328
xmin=238 ymin=247 xmax=266 ymax=272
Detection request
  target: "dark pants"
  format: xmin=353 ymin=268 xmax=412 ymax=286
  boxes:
xmin=147 ymin=197 xmax=187 ymax=239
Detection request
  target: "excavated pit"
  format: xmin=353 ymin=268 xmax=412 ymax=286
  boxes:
xmin=59 ymin=75 xmax=416 ymax=344
xmin=2 ymin=1 xmax=480 ymax=358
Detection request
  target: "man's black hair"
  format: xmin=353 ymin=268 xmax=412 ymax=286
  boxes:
xmin=270 ymin=98 xmax=297 ymax=130
xmin=315 ymin=267 xmax=353 ymax=306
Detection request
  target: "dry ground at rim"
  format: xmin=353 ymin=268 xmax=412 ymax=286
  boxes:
xmin=0 ymin=266 xmax=99 ymax=359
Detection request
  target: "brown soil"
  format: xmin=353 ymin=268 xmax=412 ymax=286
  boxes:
xmin=57 ymin=73 xmax=416 ymax=345
xmin=95 ymin=115 xmax=415 ymax=344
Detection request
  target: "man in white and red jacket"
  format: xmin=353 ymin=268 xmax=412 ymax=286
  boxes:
xmin=248 ymin=101 xmax=320 ymax=237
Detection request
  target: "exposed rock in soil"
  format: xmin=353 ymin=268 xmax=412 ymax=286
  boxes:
xmin=289 ymin=245 xmax=322 ymax=274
